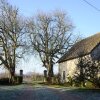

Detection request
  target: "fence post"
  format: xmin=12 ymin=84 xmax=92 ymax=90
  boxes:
xmin=44 ymin=70 xmax=47 ymax=82
xmin=20 ymin=70 xmax=23 ymax=83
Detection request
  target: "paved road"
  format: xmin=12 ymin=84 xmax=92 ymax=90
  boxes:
xmin=0 ymin=84 xmax=100 ymax=100
xmin=0 ymin=84 xmax=81 ymax=100
xmin=17 ymin=85 xmax=81 ymax=100
xmin=17 ymin=86 xmax=81 ymax=100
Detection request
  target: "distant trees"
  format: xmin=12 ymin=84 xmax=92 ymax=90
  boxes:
xmin=26 ymin=10 xmax=78 ymax=80
xmin=0 ymin=0 xmax=27 ymax=83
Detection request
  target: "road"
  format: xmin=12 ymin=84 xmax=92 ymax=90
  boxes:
xmin=0 ymin=84 xmax=99 ymax=100
xmin=16 ymin=85 xmax=81 ymax=100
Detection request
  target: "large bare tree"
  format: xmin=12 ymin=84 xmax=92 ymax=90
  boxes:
xmin=27 ymin=10 xmax=77 ymax=78
xmin=0 ymin=0 xmax=27 ymax=82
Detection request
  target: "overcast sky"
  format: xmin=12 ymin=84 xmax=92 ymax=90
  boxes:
xmin=2 ymin=0 xmax=100 ymax=74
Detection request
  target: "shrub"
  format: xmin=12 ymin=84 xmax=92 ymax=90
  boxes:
xmin=85 ymin=81 xmax=94 ymax=88
xmin=14 ymin=76 xmax=23 ymax=84
xmin=93 ymin=77 xmax=100 ymax=88
xmin=0 ymin=78 xmax=10 ymax=85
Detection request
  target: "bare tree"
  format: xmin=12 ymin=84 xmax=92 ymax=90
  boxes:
xmin=27 ymin=10 xmax=77 ymax=79
xmin=0 ymin=0 xmax=27 ymax=83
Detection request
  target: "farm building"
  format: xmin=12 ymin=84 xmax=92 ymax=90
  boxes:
xmin=58 ymin=33 xmax=100 ymax=82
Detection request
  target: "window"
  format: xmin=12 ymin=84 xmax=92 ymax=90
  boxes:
xmin=63 ymin=71 xmax=65 ymax=80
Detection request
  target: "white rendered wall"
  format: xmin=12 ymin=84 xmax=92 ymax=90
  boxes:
xmin=59 ymin=58 xmax=78 ymax=82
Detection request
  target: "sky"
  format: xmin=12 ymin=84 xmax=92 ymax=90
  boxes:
xmin=2 ymin=0 xmax=100 ymax=74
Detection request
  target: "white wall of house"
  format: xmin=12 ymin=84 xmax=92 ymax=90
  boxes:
xmin=59 ymin=58 xmax=78 ymax=82
xmin=59 ymin=54 xmax=91 ymax=82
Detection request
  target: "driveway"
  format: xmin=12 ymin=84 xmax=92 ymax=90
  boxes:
xmin=17 ymin=85 xmax=81 ymax=100
xmin=0 ymin=84 xmax=99 ymax=100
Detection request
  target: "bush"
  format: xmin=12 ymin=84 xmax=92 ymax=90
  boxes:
xmin=85 ymin=81 xmax=94 ymax=88
xmin=0 ymin=76 xmax=23 ymax=85
xmin=45 ymin=75 xmax=60 ymax=84
xmin=93 ymin=78 xmax=100 ymax=88
xmin=14 ymin=76 xmax=23 ymax=84
xmin=0 ymin=78 xmax=10 ymax=85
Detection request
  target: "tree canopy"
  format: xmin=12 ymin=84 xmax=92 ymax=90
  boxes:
xmin=0 ymin=0 xmax=27 ymax=82
xmin=27 ymin=10 xmax=78 ymax=77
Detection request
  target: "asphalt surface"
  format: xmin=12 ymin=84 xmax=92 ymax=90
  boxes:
xmin=0 ymin=84 xmax=99 ymax=100
xmin=16 ymin=85 xmax=81 ymax=100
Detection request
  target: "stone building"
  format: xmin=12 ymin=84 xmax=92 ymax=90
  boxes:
xmin=58 ymin=33 xmax=100 ymax=82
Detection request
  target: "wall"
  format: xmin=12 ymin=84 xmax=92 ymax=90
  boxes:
xmin=59 ymin=58 xmax=78 ymax=82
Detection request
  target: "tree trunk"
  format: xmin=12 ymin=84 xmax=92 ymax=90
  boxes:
xmin=47 ymin=64 xmax=54 ymax=84
xmin=9 ymin=67 xmax=15 ymax=84
xmin=82 ymin=81 xmax=86 ymax=87
xmin=48 ymin=64 xmax=54 ymax=77
xmin=10 ymin=72 xmax=15 ymax=84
